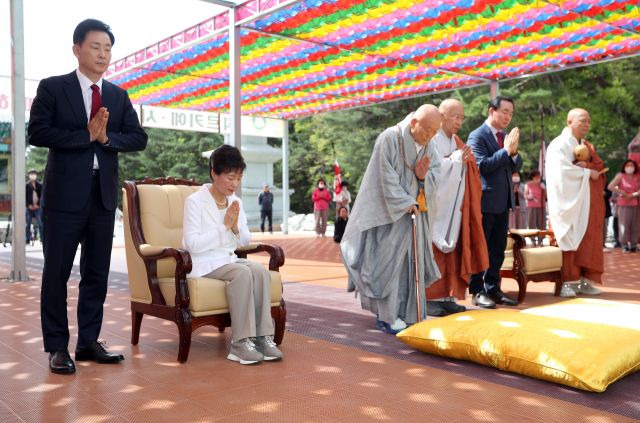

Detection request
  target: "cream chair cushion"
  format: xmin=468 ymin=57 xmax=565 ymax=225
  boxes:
xmin=137 ymin=184 xmax=199 ymax=279
xmin=520 ymin=246 xmax=562 ymax=274
xmin=158 ymin=271 xmax=283 ymax=317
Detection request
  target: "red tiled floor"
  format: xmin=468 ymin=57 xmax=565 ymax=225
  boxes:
xmin=0 ymin=237 xmax=639 ymax=422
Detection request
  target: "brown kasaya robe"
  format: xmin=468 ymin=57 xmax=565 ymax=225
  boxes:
xmin=561 ymin=140 xmax=605 ymax=283
xmin=427 ymin=135 xmax=489 ymax=299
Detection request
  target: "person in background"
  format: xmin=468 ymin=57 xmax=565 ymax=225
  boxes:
xmin=182 ymin=145 xmax=282 ymax=365
xmin=608 ymin=159 xmax=640 ymax=252
xmin=611 ymin=191 xmax=621 ymax=248
xmin=333 ymin=181 xmax=352 ymax=218
xmin=525 ymin=170 xmax=546 ymax=244
xmin=258 ymin=183 xmax=273 ymax=234
xmin=604 ymin=187 xmax=613 ymax=248
xmin=312 ymin=178 xmax=332 ymax=237
xmin=333 ymin=206 xmax=349 ymax=243
xmin=509 ymin=171 xmax=527 ymax=229
xmin=25 ymin=170 xmax=44 ymax=243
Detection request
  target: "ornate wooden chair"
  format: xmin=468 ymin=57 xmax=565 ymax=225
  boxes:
xmin=122 ymin=177 xmax=286 ymax=362
xmin=500 ymin=229 xmax=563 ymax=303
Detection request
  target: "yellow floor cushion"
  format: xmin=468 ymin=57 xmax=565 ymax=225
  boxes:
xmin=397 ymin=299 xmax=640 ymax=392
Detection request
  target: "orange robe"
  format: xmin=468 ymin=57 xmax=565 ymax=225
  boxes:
xmin=427 ymin=135 xmax=489 ymax=299
xmin=561 ymin=141 xmax=605 ymax=283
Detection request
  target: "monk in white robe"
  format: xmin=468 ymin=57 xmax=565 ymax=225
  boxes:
xmin=427 ymin=99 xmax=489 ymax=316
xmin=341 ymin=105 xmax=442 ymax=333
xmin=546 ymin=108 xmax=605 ymax=297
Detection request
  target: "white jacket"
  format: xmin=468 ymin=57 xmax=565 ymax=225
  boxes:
xmin=182 ymin=184 xmax=251 ymax=277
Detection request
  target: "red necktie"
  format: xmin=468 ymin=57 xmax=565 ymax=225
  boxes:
xmin=90 ymin=84 xmax=102 ymax=119
xmin=496 ymin=131 xmax=504 ymax=149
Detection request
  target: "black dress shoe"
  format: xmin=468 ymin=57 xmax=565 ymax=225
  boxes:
xmin=471 ymin=292 xmax=496 ymax=309
xmin=49 ymin=350 xmax=75 ymax=374
xmin=426 ymin=301 xmax=448 ymax=317
xmin=488 ymin=290 xmax=518 ymax=306
xmin=440 ymin=301 xmax=466 ymax=314
xmin=75 ymin=341 xmax=124 ymax=364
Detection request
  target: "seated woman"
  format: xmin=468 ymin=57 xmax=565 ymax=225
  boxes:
xmin=333 ymin=206 xmax=349 ymax=243
xmin=182 ymin=145 xmax=282 ymax=365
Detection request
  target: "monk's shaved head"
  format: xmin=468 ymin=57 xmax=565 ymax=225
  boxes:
xmin=439 ymin=98 xmax=463 ymax=114
xmin=414 ymin=104 xmax=441 ymax=123
xmin=567 ymin=108 xmax=591 ymax=140
xmin=439 ymin=99 xmax=465 ymax=137
xmin=567 ymin=108 xmax=589 ymax=123
xmin=411 ymin=104 xmax=442 ymax=146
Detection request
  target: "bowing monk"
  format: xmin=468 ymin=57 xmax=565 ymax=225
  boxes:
xmin=546 ymin=108 xmax=604 ymax=297
xmin=427 ymin=99 xmax=489 ymax=316
xmin=341 ymin=105 xmax=442 ymax=333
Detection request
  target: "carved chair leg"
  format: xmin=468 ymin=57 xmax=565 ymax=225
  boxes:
xmin=273 ymin=299 xmax=286 ymax=345
xmin=176 ymin=309 xmax=193 ymax=363
xmin=131 ymin=305 xmax=143 ymax=345
xmin=554 ymin=279 xmax=563 ymax=297
xmin=516 ymin=274 xmax=528 ymax=304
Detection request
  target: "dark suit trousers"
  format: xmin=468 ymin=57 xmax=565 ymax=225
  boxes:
xmin=41 ymin=172 xmax=115 ymax=352
xmin=260 ymin=209 xmax=272 ymax=232
xmin=469 ymin=209 xmax=509 ymax=294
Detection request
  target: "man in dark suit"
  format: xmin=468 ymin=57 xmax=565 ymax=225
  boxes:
xmin=25 ymin=170 xmax=43 ymax=243
xmin=467 ymin=96 xmax=522 ymax=309
xmin=28 ymin=19 xmax=147 ymax=374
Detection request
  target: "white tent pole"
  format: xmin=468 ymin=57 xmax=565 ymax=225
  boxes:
xmin=229 ymin=5 xmax=242 ymax=196
xmin=9 ymin=0 xmax=27 ymax=282
xmin=282 ymin=120 xmax=289 ymax=235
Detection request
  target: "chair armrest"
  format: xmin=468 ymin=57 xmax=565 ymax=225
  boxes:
xmin=510 ymin=229 xmax=540 ymax=238
xmin=140 ymin=244 xmax=171 ymax=256
xmin=235 ymin=242 xmax=285 ymax=271
xmin=507 ymin=231 xmax=527 ymax=250
xmin=136 ymin=244 xmax=193 ymax=308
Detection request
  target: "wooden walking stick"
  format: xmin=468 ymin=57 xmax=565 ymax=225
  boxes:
xmin=411 ymin=212 xmax=421 ymax=323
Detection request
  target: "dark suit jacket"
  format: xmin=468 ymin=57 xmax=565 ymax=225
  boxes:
xmin=468 ymin=123 xmax=523 ymax=214
xmin=26 ymin=181 xmax=43 ymax=207
xmin=28 ymin=71 xmax=147 ymax=212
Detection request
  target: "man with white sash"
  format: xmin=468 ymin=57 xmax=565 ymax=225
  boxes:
xmin=427 ymin=99 xmax=489 ymax=316
xmin=546 ymin=108 xmax=605 ymax=297
xmin=341 ymin=105 xmax=442 ymax=333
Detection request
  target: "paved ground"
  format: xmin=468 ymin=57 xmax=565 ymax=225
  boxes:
xmin=0 ymin=232 xmax=639 ymax=422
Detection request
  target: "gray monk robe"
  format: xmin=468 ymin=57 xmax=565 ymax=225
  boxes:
xmin=340 ymin=115 xmax=441 ymax=324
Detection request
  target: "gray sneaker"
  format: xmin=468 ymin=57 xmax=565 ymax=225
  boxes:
xmin=227 ymin=338 xmax=264 ymax=365
xmin=574 ymin=279 xmax=601 ymax=295
xmin=253 ymin=336 xmax=283 ymax=361
xmin=559 ymin=282 xmax=577 ymax=298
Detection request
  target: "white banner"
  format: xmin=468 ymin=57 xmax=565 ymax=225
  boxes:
xmin=141 ymin=105 xmax=220 ymax=133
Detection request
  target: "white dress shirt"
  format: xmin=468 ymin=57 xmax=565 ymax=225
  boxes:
xmin=76 ymin=69 xmax=102 ymax=169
